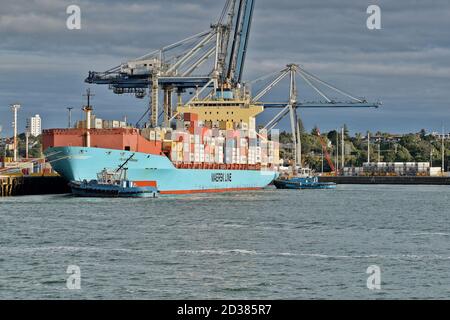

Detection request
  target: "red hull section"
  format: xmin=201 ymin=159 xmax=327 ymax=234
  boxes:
xmin=133 ymin=181 xmax=158 ymax=188
xmin=42 ymin=128 xmax=162 ymax=155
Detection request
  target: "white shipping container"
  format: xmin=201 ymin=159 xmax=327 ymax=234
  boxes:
xmin=94 ymin=118 xmax=103 ymax=129
xmin=249 ymin=118 xmax=256 ymax=131
xmin=429 ymin=167 xmax=442 ymax=176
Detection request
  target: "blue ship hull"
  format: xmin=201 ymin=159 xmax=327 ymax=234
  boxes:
xmin=45 ymin=147 xmax=278 ymax=194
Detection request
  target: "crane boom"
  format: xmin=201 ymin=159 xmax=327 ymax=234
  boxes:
xmin=234 ymin=0 xmax=255 ymax=84
xmin=225 ymin=0 xmax=255 ymax=86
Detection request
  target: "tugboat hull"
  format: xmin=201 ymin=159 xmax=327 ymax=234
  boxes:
xmin=69 ymin=181 xmax=159 ymax=198
xmin=274 ymin=177 xmax=336 ymax=190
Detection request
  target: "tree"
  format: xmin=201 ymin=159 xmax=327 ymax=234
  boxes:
xmin=419 ymin=129 xmax=426 ymax=139
xmin=297 ymin=117 xmax=305 ymax=134
xmin=383 ymin=150 xmax=397 ymax=162
xmin=279 ymin=131 xmax=293 ymax=144
xmin=343 ymin=124 xmax=350 ymax=139
xmin=327 ymin=130 xmax=338 ymax=145
xmin=396 ymin=145 xmax=413 ymax=162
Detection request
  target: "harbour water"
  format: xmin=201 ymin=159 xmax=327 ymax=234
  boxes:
xmin=0 ymin=185 xmax=449 ymax=299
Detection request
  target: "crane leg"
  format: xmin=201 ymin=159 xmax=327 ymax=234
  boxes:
xmin=151 ymin=72 xmax=159 ymax=128
xmin=163 ymin=87 xmax=173 ymax=128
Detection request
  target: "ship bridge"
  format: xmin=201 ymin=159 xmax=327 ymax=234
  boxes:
xmin=177 ymin=98 xmax=263 ymax=129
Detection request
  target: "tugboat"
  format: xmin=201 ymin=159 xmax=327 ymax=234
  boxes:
xmin=274 ymin=168 xmax=336 ymax=190
xmin=69 ymin=154 xmax=159 ymax=198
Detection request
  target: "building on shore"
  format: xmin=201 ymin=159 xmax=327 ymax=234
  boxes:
xmin=26 ymin=114 xmax=42 ymax=137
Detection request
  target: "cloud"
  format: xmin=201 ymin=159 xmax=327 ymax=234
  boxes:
xmin=1 ymin=0 xmax=450 ymax=135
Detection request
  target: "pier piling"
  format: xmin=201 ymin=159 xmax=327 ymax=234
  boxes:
xmin=0 ymin=176 xmax=23 ymax=197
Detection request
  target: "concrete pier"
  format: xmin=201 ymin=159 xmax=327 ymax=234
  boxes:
xmin=0 ymin=175 xmax=70 ymax=197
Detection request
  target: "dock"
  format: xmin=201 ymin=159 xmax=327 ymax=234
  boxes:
xmin=319 ymin=176 xmax=450 ymax=185
xmin=0 ymin=175 xmax=70 ymax=197
xmin=0 ymin=175 xmax=23 ymax=197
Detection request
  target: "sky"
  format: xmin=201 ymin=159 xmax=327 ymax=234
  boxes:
xmin=1 ymin=0 xmax=450 ymax=136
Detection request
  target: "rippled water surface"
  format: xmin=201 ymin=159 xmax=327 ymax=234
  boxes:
xmin=0 ymin=185 xmax=449 ymax=299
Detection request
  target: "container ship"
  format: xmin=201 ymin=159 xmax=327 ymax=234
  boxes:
xmin=43 ymin=92 xmax=280 ymax=194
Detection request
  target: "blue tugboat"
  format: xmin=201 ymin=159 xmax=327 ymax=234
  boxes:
xmin=69 ymin=154 xmax=159 ymax=198
xmin=274 ymin=168 xmax=336 ymax=190
xmin=274 ymin=176 xmax=336 ymax=190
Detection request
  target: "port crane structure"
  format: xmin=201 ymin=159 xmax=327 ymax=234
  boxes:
xmin=85 ymin=0 xmax=381 ymax=167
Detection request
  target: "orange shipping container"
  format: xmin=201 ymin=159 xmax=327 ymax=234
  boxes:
xmin=184 ymin=113 xmax=199 ymax=122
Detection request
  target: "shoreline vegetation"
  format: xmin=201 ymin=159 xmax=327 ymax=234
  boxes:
xmin=278 ymin=122 xmax=449 ymax=172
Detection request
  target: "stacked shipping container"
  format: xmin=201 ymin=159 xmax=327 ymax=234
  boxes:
xmin=141 ymin=113 xmax=280 ymax=168
xmin=342 ymin=162 xmax=443 ymax=177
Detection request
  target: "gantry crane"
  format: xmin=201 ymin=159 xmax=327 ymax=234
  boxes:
xmin=84 ymin=0 xmax=381 ymax=162
xmin=247 ymin=64 xmax=380 ymax=167
xmin=86 ymin=0 xmax=256 ymax=127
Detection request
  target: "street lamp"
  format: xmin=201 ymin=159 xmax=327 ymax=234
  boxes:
xmin=25 ymin=131 xmax=30 ymax=159
xmin=430 ymin=150 xmax=433 ymax=167
xmin=10 ymin=103 xmax=21 ymax=162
